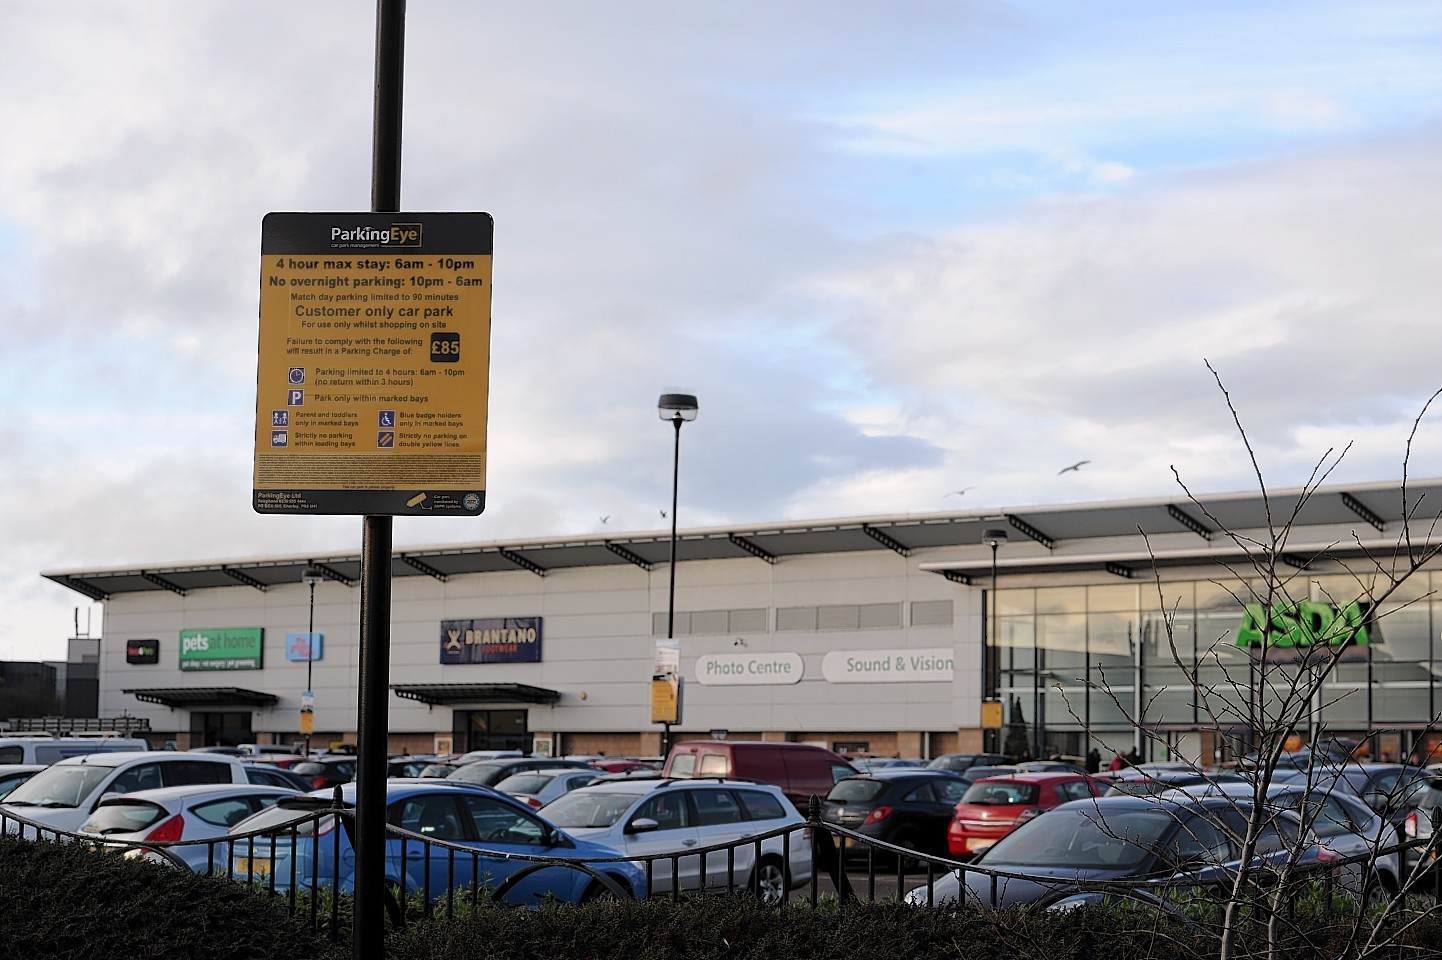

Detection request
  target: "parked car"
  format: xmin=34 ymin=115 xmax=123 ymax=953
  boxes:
xmin=0 ymin=765 xmax=45 ymax=801
xmin=452 ymin=749 xmax=524 ymax=765
xmin=908 ymin=794 xmax=1327 ymax=909
xmin=243 ymin=762 xmax=318 ymax=792
xmin=1 ymin=751 xmax=248 ymax=833
xmin=77 ymin=783 xmax=302 ymax=872
xmin=1401 ymin=778 xmax=1442 ymax=889
xmin=387 ymin=755 xmax=443 ymax=778
xmin=447 ymin=757 xmax=595 ymax=788
xmin=496 ymin=768 xmax=600 ymax=810
xmin=290 ymin=757 xmax=358 ymax=790
xmin=1103 ymin=768 xmax=1240 ymax=797
xmin=539 ymin=777 xmax=812 ymax=902
xmin=1285 ymin=763 xmax=1438 ymax=838
xmin=225 ymin=779 xmax=645 ymax=906
xmin=947 ymin=771 xmax=1104 ymax=858
xmin=956 ymin=764 xmax=1019 ymax=781
xmin=926 ymin=753 xmax=1012 ymax=774
xmin=590 ymin=758 xmax=662 ymax=774
xmin=850 ymin=758 xmax=928 ymax=773
xmin=0 ymin=736 xmax=150 ymax=765
xmin=821 ymin=769 xmax=973 ymax=862
xmin=662 ymin=740 xmax=856 ymax=810
xmin=415 ymin=762 xmax=459 ymax=778
xmin=1162 ymin=778 xmax=1400 ymax=904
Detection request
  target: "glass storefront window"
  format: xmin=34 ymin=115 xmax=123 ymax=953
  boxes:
xmin=1036 ymin=586 xmax=1087 ymax=615
xmin=996 ymin=589 xmax=1035 ymax=616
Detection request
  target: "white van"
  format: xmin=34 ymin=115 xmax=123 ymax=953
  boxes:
xmin=0 ymin=736 xmax=150 ymax=766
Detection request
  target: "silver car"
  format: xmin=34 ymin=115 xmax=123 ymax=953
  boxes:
xmin=77 ymin=783 xmax=302 ymax=872
xmin=539 ymin=778 xmax=811 ymax=902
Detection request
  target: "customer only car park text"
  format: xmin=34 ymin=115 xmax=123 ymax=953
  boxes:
xmin=253 ymin=212 xmax=493 ymax=516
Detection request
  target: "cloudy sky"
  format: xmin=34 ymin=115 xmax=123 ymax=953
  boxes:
xmin=3 ymin=1 xmax=1441 ymax=663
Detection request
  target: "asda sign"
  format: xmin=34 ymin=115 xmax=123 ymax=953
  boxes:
xmin=1235 ymin=600 xmax=1377 ymax=661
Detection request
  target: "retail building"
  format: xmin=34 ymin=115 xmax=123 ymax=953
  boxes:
xmin=45 ymin=479 xmax=1442 ymax=764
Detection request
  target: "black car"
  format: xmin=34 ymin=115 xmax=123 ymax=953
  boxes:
xmin=821 ymin=769 xmax=973 ymax=861
xmin=243 ymin=762 xmax=316 ymax=792
xmin=1402 ymin=778 xmax=1442 ymax=887
xmin=906 ymin=794 xmax=1324 ymax=909
xmin=445 ymin=756 xmax=594 ymax=787
xmin=927 ymin=753 xmax=1011 ymax=774
xmin=290 ymin=756 xmax=358 ymax=789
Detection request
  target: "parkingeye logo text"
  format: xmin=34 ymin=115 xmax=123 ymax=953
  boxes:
xmin=330 ymin=223 xmax=422 ymax=248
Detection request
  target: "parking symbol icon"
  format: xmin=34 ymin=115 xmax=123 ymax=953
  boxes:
xmin=287 ymin=389 xmax=304 ymax=406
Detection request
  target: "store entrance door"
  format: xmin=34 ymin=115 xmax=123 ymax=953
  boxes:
xmin=454 ymin=709 xmax=529 ymax=753
xmin=190 ymin=711 xmax=252 ymax=747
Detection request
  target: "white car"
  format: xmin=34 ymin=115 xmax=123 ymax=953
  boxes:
xmin=539 ymin=778 xmax=811 ymax=902
xmin=77 ymin=783 xmax=302 ymax=872
xmin=1 ymin=751 xmax=249 ymax=834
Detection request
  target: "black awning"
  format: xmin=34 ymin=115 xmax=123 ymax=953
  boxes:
xmin=123 ymin=687 xmax=280 ymax=709
xmin=391 ymin=682 xmax=562 ymax=707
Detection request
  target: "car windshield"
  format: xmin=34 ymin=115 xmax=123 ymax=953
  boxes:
xmin=3 ymin=764 xmax=116 ymax=808
xmin=961 ymin=780 xmax=1040 ymax=806
xmin=983 ymin=808 xmax=1174 ymax=869
xmin=827 ymin=779 xmax=889 ymax=803
xmin=540 ymin=790 xmax=641 ymax=828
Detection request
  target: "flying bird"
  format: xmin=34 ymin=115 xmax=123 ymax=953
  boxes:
xmin=1058 ymin=460 xmax=1091 ymax=475
xmin=660 ymin=509 xmax=668 ymax=519
xmin=599 ymin=515 xmax=610 ymax=524
xmin=946 ymin=487 xmax=976 ymax=497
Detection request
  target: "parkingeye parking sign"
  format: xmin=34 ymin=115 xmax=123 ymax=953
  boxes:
xmin=253 ymin=212 xmax=493 ymax=516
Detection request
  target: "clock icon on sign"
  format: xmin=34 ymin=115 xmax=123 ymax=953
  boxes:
xmin=288 ymin=367 xmax=305 ymax=385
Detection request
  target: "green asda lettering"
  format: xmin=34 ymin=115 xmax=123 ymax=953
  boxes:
xmin=1234 ymin=600 xmax=1375 ymax=650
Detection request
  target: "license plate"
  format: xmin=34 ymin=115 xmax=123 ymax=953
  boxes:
xmin=239 ymin=857 xmax=272 ymax=876
xmin=965 ymin=837 xmax=995 ymax=852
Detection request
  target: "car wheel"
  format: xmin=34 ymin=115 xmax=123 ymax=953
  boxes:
xmin=581 ymin=877 xmax=631 ymax=903
xmin=892 ymin=830 xmax=924 ymax=869
xmin=750 ymin=855 xmax=788 ymax=905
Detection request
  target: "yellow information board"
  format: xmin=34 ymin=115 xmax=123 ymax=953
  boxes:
xmin=253 ymin=213 xmax=493 ymax=515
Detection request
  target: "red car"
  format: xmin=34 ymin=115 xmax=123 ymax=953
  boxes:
xmin=947 ymin=771 xmax=1103 ymax=858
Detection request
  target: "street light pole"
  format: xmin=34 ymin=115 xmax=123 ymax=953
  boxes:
xmin=657 ymin=393 xmax=698 ymax=757
xmin=301 ymin=567 xmax=324 ymax=756
xmin=982 ymin=529 xmax=1007 ymax=754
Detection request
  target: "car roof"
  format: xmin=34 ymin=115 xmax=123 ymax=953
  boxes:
xmin=974 ymin=771 xmax=1094 ymax=783
xmin=95 ymin=783 xmax=301 ymax=805
xmin=53 ymin=750 xmax=241 ymax=766
xmin=852 ymin=769 xmax=971 ymax=781
xmin=566 ymin=777 xmax=772 ymax=796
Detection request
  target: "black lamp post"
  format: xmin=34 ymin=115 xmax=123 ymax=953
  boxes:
xmin=657 ymin=393 xmax=698 ymax=756
xmin=301 ymin=566 xmax=324 ymax=756
xmin=982 ymin=528 xmax=1007 ymax=753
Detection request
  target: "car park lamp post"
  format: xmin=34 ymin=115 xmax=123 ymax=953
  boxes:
xmin=982 ymin=528 xmax=1007 ymax=754
xmin=658 ymin=393 xmax=698 ymax=756
xmin=301 ymin=566 xmax=325 ymax=756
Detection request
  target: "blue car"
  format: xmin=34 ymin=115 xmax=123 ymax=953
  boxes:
xmin=223 ymin=779 xmax=645 ymax=906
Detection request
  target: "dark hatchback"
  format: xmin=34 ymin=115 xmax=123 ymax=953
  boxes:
xmin=821 ymin=769 xmax=973 ymax=861
xmin=908 ymin=794 xmax=1324 ymax=909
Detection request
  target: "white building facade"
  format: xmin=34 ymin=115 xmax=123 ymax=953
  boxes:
xmin=48 ymin=479 xmax=1442 ymax=765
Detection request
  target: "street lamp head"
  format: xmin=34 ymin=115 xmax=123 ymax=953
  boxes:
xmin=982 ymin=528 xmax=1008 ymax=548
xmin=301 ymin=567 xmax=326 ymax=587
xmin=657 ymin=393 xmax=699 ymax=423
